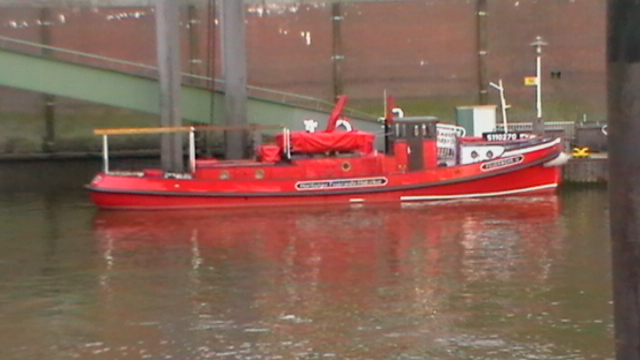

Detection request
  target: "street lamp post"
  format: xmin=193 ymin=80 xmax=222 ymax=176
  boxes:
xmin=530 ymin=36 xmax=548 ymax=135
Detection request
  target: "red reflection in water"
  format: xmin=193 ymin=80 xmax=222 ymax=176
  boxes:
xmin=93 ymin=196 xmax=561 ymax=289
xmin=89 ymin=196 xmax=564 ymax=359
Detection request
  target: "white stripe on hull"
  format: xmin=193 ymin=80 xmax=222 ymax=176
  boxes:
xmin=400 ymin=183 xmax=558 ymax=202
xmin=501 ymin=138 xmax=562 ymax=157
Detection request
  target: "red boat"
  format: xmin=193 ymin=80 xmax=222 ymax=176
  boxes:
xmin=86 ymin=95 xmax=569 ymax=210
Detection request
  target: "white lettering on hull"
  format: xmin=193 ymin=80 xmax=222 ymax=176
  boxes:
xmin=480 ymin=155 xmax=524 ymax=172
xmin=296 ymin=177 xmax=388 ymax=191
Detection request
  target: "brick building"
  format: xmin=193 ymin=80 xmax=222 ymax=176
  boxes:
xmin=0 ymin=0 xmax=606 ymax=152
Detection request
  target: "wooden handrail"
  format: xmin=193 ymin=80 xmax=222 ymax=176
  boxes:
xmin=93 ymin=124 xmax=284 ymax=136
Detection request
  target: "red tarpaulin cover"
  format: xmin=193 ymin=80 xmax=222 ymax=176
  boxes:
xmin=276 ymin=131 xmax=375 ymax=154
xmin=258 ymin=145 xmax=282 ymax=163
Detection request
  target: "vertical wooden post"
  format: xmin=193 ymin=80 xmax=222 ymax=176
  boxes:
xmin=608 ymin=1 xmax=640 ymax=359
xmin=155 ymin=0 xmax=184 ymax=172
xmin=476 ymin=0 xmax=488 ymax=105
xmin=42 ymin=94 xmax=55 ymax=152
xmin=40 ymin=7 xmax=55 ymax=152
xmin=187 ymin=4 xmax=202 ymax=86
xmin=221 ymin=0 xmax=248 ymax=159
xmin=332 ymin=2 xmax=344 ymax=99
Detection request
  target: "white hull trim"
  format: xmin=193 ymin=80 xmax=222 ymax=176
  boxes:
xmin=400 ymin=183 xmax=558 ymax=201
xmin=502 ymin=137 xmax=562 ymax=157
xmin=543 ymin=152 xmax=571 ymax=167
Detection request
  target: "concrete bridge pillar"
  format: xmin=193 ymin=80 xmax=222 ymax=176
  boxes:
xmin=221 ymin=0 xmax=249 ymax=160
xmin=155 ymin=0 xmax=184 ymax=172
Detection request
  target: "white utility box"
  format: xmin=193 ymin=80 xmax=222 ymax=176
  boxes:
xmin=455 ymin=105 xmax=497 ymax=137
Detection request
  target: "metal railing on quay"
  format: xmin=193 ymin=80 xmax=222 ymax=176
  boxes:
xmin=496 ymin=121 xmax=577 ymax=140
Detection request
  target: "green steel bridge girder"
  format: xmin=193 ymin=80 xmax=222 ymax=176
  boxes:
xmin=0 ymin=47 xmax=378 ymax=131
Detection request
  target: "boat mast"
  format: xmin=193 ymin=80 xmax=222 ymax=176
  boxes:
xmin=489 ymin=79 xmax=509 ymax=133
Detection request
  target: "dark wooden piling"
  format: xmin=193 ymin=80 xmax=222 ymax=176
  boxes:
xmin=607 ymin=1 xmax=640 ymax=358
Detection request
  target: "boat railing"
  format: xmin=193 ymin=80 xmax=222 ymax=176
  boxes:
xmin=436 ymin=124 xmax=466 ymax=165
xmin=437 ymin=123 xmax=466 ymax=138
xmin=93 ymin=124 xmax=284 ymax=174
xmin=282 ymin=128 xmax=292 ymax=160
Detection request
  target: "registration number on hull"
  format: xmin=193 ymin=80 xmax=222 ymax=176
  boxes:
xmin=482 ymin=132 xmax=530 ymax=141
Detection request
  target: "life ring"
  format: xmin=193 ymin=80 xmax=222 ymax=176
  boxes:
xmin=336 ymin=119 xmax=353 ymax=131
xmin=341 ymin=161 xmax=351 ymax=172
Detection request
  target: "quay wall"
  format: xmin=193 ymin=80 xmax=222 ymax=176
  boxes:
xmin=0 ymin=0 xmax=606 ymax=154
xmin=564 ymin=157 xmax=608 ymax=184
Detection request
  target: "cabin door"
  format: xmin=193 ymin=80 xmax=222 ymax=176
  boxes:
xmin=394 ymin=120 xmax=438 ymax=171
xmin=406 ymin=137 xmax=424 ymax=171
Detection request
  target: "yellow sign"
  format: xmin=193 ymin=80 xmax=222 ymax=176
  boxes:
xmin=524 ymin=76 xmax=538 ymax=86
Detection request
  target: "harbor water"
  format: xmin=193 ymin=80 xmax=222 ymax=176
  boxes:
xmin=0 ymin=164 xmax=613 ymax=359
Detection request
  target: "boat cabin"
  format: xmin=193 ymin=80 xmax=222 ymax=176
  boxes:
xmin=254 ymin=115 xmax=451 ymax=173
xmin=388 ymin=116 xmax=441 ymax=170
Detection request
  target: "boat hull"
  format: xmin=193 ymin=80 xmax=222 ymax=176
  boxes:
xmin=87 ymin=93 xmax=569 ymax=210
xmin=88 ymin=158 xmax=563 ymax=210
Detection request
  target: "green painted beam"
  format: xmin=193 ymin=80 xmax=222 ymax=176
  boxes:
xmin=0 ymin=47 xmax=381 ymax=136
xmin=0 ymin=48 xmax=205 ymax=120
